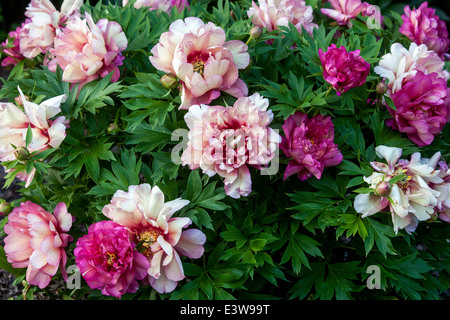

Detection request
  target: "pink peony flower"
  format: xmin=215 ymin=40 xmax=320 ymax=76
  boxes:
xmin=122 ymin=0 xmax=188 ymax=12
xmin=150 ymin=17 xmax=250 ymax=109
xmin=3 ymin=201 xmax=73 ymax=288
xmin=74 ymin=220 xmax=149 ymax=298
xmin=399 ymin=1 xmax=449 ymax=59
xmin=354 ymin=146 xmax=441 ymax=233
xmin=247 ymin=0 xmax=318 ymax=36
xmin=47 ymin=13 xmax=127 ymax=88
xmin=19 ymin=0 xmax=83 ymax=59
xmin=387 ymin=70 xmax=450 ymax=147
xmin=0 ymin=86 xmax=68 ymax=187
xmin=280 ymin=111 xmax=343 ymax=181
xmin=181 ymin=93 xmax=281 ymax=198
xmin=320 ymin=0 xmax=383 ymax=28
xmin=318 ymin=44 xmax=370 ymax=95
xmin=1 ymin=24 xmax=26 ymax=67
xmin=102 ymin=184 xmax=206 ymax=294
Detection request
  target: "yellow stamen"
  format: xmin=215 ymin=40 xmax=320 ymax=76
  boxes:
xmin=192 ymin=60 xmax=205 ymax=76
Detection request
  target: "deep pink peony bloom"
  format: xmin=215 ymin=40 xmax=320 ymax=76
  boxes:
xmin=150 ymin=17 xmax=250 ymax=109
xmin=102 ymin=184 xmax=206 ymax=294
xmin=122 ymin=0 xmax=188 ymax=12
xmin=321 ymin=0 xmax=383 ymax=28
xmin=247 ymin=0 xmax=317 ymax=36
xmin=3 ymin=201 xmax=73 ymax=288
xmin=280 ymin=111 xmax=343 ymax=181
xmin=181 ymin=93 xmax=281 ymax=198
xmin=399 ymin=2 xmax=449 ymax=59
xmin=1 ymin=23 xmax=26 ymax=67
xmin=318 ymin=44 xmax=370 ymax=96
xmin=74 ymin=220 xmax=149 ymax=298
xmin=47 ymin=13 xmax=127 ymax=88
xmin=387 ymin=70 xmax=450 ymax=147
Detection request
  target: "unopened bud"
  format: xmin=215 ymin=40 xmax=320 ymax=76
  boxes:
xmin=0 ymin=199 xmax=12 ymax=217
xmin=250 ymin=26 xmax=262 ymax=40
xmin=15 ymin=95 xmax=28 ymax=106
xmin=14 ymin=147 xmax=29 ymax=160
xmin=230 ymin=10 xmax=236 ymax=20
xmin=375 ymin=180 xmax=391 ymax=197
xmin=107 ymin=123 xmax=118 ymax=133
xmin=160 ymin=74 xmax=178 ymax=89
xmin=376 ymin=82 xmax=388 ymax=95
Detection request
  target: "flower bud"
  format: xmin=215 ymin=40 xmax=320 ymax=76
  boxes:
xmin=0 ymin=199 xmax=12 ymax=217
xmin=14 ymin=147 xmax=30 ymax=160
xmin=160 ymin=74 xmax=178 ymax=89
xmin=376 ymin=82 xmax=388 ymax=95
xmin=15 ymin=94 xmax=28 ymax=106
xmin=250 ymin=26 xmax=262 ymax=40
xmin=107 ymin=123 xmax=118 ymax=133
xmin=375 ymin=180 xmax=391 ymax=197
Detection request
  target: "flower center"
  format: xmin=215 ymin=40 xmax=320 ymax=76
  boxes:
xmin=106 ymin=252 xmax=117 ymax=266
xmin=187 ymin=51 xmax=209 ymax=76
xmin=137 ymin=229 xmax=161 ymax=258
xmin=192 ymin=59 xmax=205 ymax=76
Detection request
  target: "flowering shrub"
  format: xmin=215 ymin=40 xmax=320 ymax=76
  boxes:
xmin=0 ymin=0 xmax=449 ymax=301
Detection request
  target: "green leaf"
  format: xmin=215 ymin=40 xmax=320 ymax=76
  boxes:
xmin=25 ymin=124 xmax=33 ymax=148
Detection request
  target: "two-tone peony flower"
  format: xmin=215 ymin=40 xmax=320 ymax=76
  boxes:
xmin=354 ymin=145 xmax=443 ymax=233
xmin=247 ymin=0 xmax=317 ymax=37
xmin=19 ymin=0 xmax=83 ymax=59
xmin=74 ymin=220 xmax=149 ymax=298
xmin=181 ymin=93 xmax=281 ymax=199
xmin=318 ymin=44 xmax=370 ymax=96
xmin=320 ymin=0 xmax=383 ymax=28
xmin=47 ymin=13 xmax=128 ymax=88
xmin=100 ymin=184 xmax=206 ymax=294
xmin=150 ymin=17 xmax=250 ymax=109
xmin=0 ymin=86 xmax=68 ymax=187
xmin=122 ymin=0 xmax=188 ymax=12
xmin=4 ymin=201 xmax=73 ymax=288
xmin=280 ymin=111 xmax=343 ymax=181
xmin=399 ymin=1 xmax=449 ymax=60
xmin=374 ymin=42 xmax=450 ymax=146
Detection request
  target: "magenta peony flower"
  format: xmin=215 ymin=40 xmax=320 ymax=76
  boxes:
xmin=320 ymin=0 xmax=382 ymax=28
xmin=247 ymin=0 xmax=317 ymax=36
xmin=74 ymin=220 xmax=149 ymax=298
xmin=122 ymin=0 xmax=188 ymax=12
xmin=399 ymin=2 xmax=449 ymax=59
xmin=1 ymin=23 xmax=26 ymax=67
xmin=47 ymin=13 xmax=127 ymax=88
xmin=180 ymin=93 xmax=281 ymax=198
xmin=318 ymin=44 xmax=370 ymax=96
xmin=280 ymin=111 xmax=343 ymax=181
xmin=102 ymin=184 xmax=206 ymax=294
xmin=4 ymin=201 xmax=73 ymax=288
xmin=150 ymin=17 xmax=250 ymax=109
xmin=387 ymin=70 xmax=450 ymax=147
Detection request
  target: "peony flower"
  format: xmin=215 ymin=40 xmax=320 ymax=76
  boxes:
xmin=122 ymin=0 xmax=188 ymax=12
xmin=19 ymin=0 xmax=83 ymax=59
xmin=3 ymin=201 xmax=73 ymax=288
xmin=399 ymin=2 xmax=449 ymax=59
xmin=320 ymin=0 xmax=383 ymax=28
xmin=0 ymin=86 xmax=68 ymax=187
xmin=318 ymin=44 xmax=370 ymax=95
xmin=74 ymin=220 xmax=149 ymax=298
xmin=374 ymin=42 xmax=449 ymax=96
xmin=280 ymin=111 xmax=343 ymax=181
xmin=149 ymin=17 xmax=250 ymax=109
xmin=1 ymin=23 xmax=26 ymax=67
xmin=387 ymin=70 xmax=450 ymax=147
xmin=102 ymin=184 xmax=206 ymax=294
xmin=181 ymin=93 xmax=281 ymax=198
xmin=247 ymin=0 xmax=317 ymax=36
xmin=354 ymin=145 xmax=441 ymax=233
xmin=47 ymin=13 xmax=127 ymax=88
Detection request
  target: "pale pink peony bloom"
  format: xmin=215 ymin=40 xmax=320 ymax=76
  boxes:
xmin=247 ymin=0 xmax=318 ymax=36
xmin=374 ymin=42 xmax=449 ymax=95
xmin=150 ymin=17 xmax=250 ymax=109
xmin=320 ymin=0 xmax=383 ymax=28
xmin=399 ymin=1 xmax=449 ymax=59
xmin=3 ymin=201 xmax=73 ymax=288
xmin=19 ymin=0 xmax=83 ymax=59
xmin=387 ymin=70 xmax=450 ymax=147
xmin=122 ymin=0 xmax=188 ymax=12
xmin=0 ymin=86 xmax=68 ymax=187
xmin=74 ymin=220 xmax=149 ymax=298
xmin=318 ymin=44 xmax=370 ymax=95
xmin=102 ymin=184 xmax=206 ymax=294
xmin=279 ymin=111 xmax=343 ymax=181
xmin=354 ymin=145 xmax=441 ymax=233
xmin=47 ymin=13 xmax=127 ymax=88
xmin=181 ymin=93 xmax=281 ymax=198
xmin=1 ymin=23 xmax=26 ymax=67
